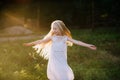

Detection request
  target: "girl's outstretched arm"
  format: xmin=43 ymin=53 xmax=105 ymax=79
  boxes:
xmin=23 ymin=37 xmax=51 ymax=46
xmin=67 ymin=37 xmax=97 ymax=50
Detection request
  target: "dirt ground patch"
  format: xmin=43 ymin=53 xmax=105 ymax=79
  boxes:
xmin=3 ymin=26 xmax=33 ymax=35
xmin=0 ymin=35 xmax=43 ymax=42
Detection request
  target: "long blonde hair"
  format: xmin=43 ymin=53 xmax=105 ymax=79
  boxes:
xmin=33 ymin=20 xmax=73 ymax=59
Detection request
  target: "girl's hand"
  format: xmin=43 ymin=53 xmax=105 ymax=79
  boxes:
xmin=23 ymin=43 xmax=33 ymax=46
xmin=89 ymin=45 xmax=97 ymax=50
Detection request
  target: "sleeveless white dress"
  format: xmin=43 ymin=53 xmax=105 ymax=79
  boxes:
xmin=47 ymin=36 xmax=74 ymax=80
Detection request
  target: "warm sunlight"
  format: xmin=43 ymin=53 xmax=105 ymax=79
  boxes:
xmin=4 ymin=12 xmax=24 ymax=25
xmin=0 ymin=0 xmax=119 ymax=80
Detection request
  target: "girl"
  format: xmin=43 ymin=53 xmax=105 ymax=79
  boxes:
xmin=24 ymin=20 xmax=96 ymax=80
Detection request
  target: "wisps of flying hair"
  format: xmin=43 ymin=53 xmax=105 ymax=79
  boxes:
xmin=33 ymin=20 xmax=73 ymax=59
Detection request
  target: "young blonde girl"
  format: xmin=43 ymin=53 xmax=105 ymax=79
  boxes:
xmin=24 ymin=20 xmax=96 ymax=80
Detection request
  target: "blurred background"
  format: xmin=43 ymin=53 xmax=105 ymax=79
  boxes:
xmin=0 ymin=0 xmax=120 ymax=31
xmin=0 ymin=0 xmax=120 ymax=80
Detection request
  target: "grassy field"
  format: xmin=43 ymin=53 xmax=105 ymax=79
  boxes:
xmin=0 ymin=28 xmax=120 ymax=80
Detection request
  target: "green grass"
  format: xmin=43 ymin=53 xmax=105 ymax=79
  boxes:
xmin=0 ymin=28 xmax=120 ymax=80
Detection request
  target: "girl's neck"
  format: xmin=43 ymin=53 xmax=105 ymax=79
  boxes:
xmin=54 ymin=34 xmax=64 ymax=36
xmin=55 ymin=35 xmax=62 ymax=36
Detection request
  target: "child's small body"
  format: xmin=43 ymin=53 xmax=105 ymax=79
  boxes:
xmin=47 ymin=35 xmax=74 ymax=80
xmin=24 ymin=20 xmax=96 ymax=80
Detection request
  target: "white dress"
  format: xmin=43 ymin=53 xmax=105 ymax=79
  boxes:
xmin=47 ymin=36 xmax=74 ymax=80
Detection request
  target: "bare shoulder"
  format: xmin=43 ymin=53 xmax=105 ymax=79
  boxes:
xmin=65 ymin=36 xmax=72 ymax=40
xmin=44 ymin=36 xmax=52 ymax=40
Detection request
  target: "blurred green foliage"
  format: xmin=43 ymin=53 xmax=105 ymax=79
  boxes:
xmin=0 ymin=28 xmax=120 ymax=80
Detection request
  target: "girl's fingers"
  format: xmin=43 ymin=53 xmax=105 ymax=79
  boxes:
xmin=92 ymin=46 xmax=97 ymax=50
xmin=23 ymin=43 xmax=29 ymax=46
xmin=90 ymin=46 xmax=97 ymax=50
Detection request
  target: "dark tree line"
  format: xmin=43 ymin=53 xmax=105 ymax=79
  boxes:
xmin=0 ymin=0 xmax=120 ymax=30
